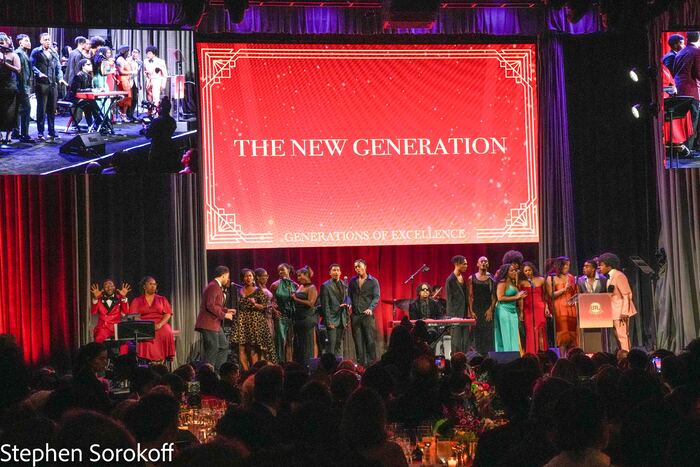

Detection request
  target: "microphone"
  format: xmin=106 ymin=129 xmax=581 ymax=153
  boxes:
xmin=343 ymin=275 xmax=349 ymax=286
xmin=230 ymin=281 xmax=244 ymax=289
xmin=422 ymin=264 xmax=430 ymax=272
xmin=527 ymin=278 xmax=534 ymax=287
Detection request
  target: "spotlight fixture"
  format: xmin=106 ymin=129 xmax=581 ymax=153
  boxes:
xmin=631 ymin=104 xmax=642 ymax=119
xmin=629 ymin=68 xmax=640 ymax=83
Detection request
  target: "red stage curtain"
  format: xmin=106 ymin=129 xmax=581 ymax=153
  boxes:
xmin=208 ymin=243 xmax=537 ymax=346
xmin=0 ymin=176 xmax=77 ymax=368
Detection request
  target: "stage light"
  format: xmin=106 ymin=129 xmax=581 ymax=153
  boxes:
xmin=629 ymin=68 xmax=640 ymax=82
xmin=631 ymin=104 xmax=641 ymax=119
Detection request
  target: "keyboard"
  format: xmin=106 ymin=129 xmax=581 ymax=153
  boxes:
xmin=389 ymin=318 xmax=476 ymax=328
xmin=75 ymin=90 xmax=130 ymax=99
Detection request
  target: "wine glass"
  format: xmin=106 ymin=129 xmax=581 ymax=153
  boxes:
xmin=436 ymin=439 xmax=453 ymax=464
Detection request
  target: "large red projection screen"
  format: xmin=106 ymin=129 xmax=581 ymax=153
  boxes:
xmin=198 ymin=42 xmax=538 ymax=250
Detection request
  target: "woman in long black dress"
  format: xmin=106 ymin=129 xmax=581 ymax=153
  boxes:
xmin=230 ymin=268 xmax=277 ymax=370
xmin=291 ymin=265 xmax=318 ymax=366
xmin=469 ymin=256 xmax=497 ymax=355
xmin=0 ymin=33 xmax=20 ymax=145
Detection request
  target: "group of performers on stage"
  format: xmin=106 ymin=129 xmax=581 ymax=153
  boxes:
xmin=195 ymin=262 xmax=382 ymax=372
xmin=0 ymin=31 xmax=168 ymax=144
xmin=89 ymin=249 xmax=637 ymax=370
xmin=407 ymin=250 xmax=636 ymax=359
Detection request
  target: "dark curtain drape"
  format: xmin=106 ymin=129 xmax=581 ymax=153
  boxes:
xmin=650 ymin=0 xmax=700 ymax=352
xmin=86 ymin=175 xmax=204 ymax=365
xmin=564 ymin=31 xmax=659 ymax=349
xmin=0 ymin=176 xmax=78 ymax=369
xmin=537 ymin=32 xmax=577 ymax=270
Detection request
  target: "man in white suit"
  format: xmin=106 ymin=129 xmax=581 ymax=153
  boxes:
xmin=598 ymin=253 xmax=637 ymax=352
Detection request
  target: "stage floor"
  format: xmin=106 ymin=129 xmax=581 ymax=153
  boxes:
xmin=665 ymin=156 xmax=700 ymax=169
xmin=0 ymin=115 xmax=179 ymax=175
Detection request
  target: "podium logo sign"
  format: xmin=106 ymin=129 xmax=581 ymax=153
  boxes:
xmin=589 ymin=302 xmax=602 ymax=315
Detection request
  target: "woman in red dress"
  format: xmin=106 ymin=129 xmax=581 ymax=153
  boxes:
xmin=128 ymin=276 xmax=175 ymax=362
xmin=518 ymin=262 xmax=549 ymax=354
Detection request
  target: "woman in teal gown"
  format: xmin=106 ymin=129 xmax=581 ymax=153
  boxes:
xmin=494 ymin=263 xmax=526 ymax=352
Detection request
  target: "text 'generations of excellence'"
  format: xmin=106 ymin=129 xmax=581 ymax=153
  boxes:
xmin=231 ymin=137 xmax=508 ymax=157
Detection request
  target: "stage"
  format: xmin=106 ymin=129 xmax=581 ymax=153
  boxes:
xmin=0 ymin=115 xmax=194 ymax=175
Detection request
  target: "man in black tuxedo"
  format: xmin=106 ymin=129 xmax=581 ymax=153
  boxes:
xmin=320 ymin=263 xmax=350 ymax=356
xmin=409 ymin=282 xmax=442 ymax=321
xmin=445 ymin=255 xmax=473 ymax=356
xmin=577 ymin=258 xmax=608 ymax=294
xmin=30 ymin=32 xmax=66 ymax=142
xmin=348 ymin=259 xmax=380 ymax=367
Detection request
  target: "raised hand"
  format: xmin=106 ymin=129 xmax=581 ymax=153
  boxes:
xmin=118 ymin=282 xmax=132 ymax=298
xmin=90 ymin=283 xmax=103 ymax=299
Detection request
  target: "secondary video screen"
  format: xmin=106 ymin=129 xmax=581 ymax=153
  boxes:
xmin=659 ymin=30 xmax=700 ymax=169
xmin=0 ymin=26 xmax=196 ymax=174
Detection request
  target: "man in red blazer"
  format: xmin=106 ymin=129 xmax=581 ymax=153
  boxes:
xmin=598 ymin=253 xmax=637 ymax=352
xmin=90 ymin=279 xmax=131 ymax=343
xmin=196 ymin=266 xmax=236 ymax=371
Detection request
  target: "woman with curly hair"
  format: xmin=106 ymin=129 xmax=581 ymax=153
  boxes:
xmin=230 ymin=268 xmax=277 ymax=370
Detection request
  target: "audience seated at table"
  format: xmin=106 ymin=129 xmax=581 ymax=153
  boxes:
xmin=1 ymin=329 xmax=700 ymax=467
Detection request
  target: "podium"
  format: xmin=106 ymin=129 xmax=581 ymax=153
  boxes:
xmin=578 ymin=293 xmax=613 ymax=353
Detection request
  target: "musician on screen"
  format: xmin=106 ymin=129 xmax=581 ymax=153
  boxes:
xmin=30 ymin=32 xmax=67 ymax=143
xmin=320 ymin=263 xmax=350 ymax=356
xmin=68 ymin=59 xmax=101 ymax=129
xmin=115 ymin=45 xmax=135 ymax=123
xmin=598 ymin=253 xmax=637 ymax=352
xmin=144 ymin=45 xmax=168 ymax=116
xmin=348 ymin=259 xmax=380 ymax=367
xmin=90 ymin=279 xmax=131 ymax=343
xmin=409 ymin=282 xmax=442 ymax=321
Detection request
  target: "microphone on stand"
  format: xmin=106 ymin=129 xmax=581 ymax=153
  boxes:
xmin=230 ymin=281 xmax=244 ymax=289
xmin=423 ymin=264 xmax=430 ymax=272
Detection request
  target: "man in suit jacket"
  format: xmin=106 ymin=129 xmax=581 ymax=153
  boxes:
xmin=576 ymin=258 xmax=608 ymax=294
xmin=30 ymin=32 xmax=66 ymax=142
xmin=598 ymin=253 xmax=637 ymax=352
xmin=673 ymin=31 xmax=700 ymax=151
xmin=445 ymin=255 xmax=473 ymax=356
xmin=195 ymin=266 xmax=236 ymax=371
xmin=14 ymin=34 xmax=34 ymax=143
xmin=348 ymin=259 xmax=380 ymax=367
xmin=662 ymin=34 xmax=685 ymax=73
xmin=320 ymin=263 xmax=350 ymax=356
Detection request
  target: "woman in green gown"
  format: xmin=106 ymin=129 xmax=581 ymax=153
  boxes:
xmin=270 ymin=263 xmax=297 ymax=363
xmin=494 ymin=263 xmax=526 ymax=352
